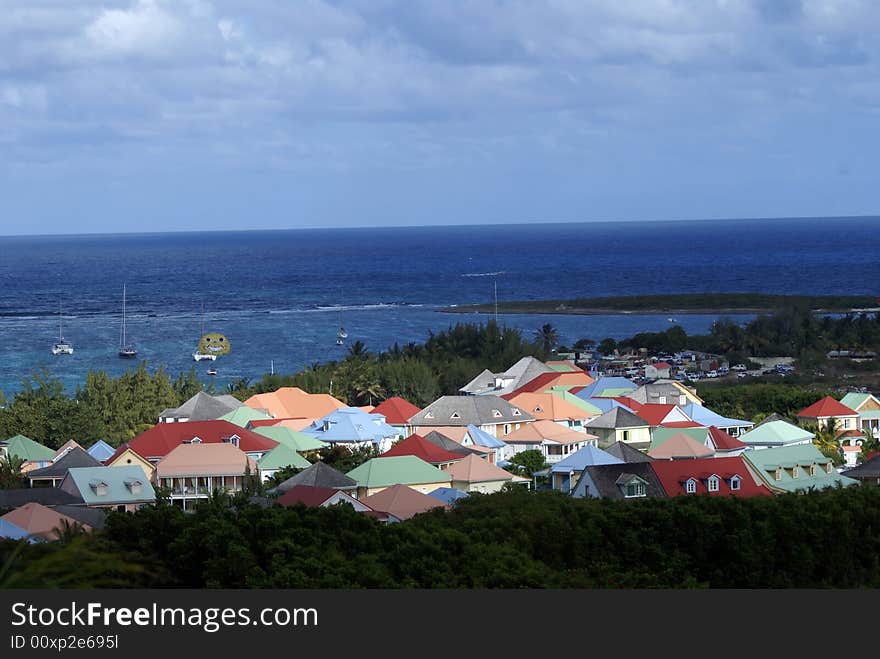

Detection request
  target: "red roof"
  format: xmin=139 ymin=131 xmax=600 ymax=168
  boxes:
xmin=278 ymin=485 xmax=359 ymax=508
xmin=613 ymin=396 xmax=643 ymax=410
xmin=371 ymin=397 xmax=422 ymax=425
xmin=651 ymin=362 xmax=672 ymax=369
xmin=105 ymin=442 xmax=149 ymax=465
xmin=797 ymin=396 xmax=858 ymax=419
xmin=128 ymin=420 xmax=278 ymax=459
xmin=707 ymin=426 xmax=747 ymax=451
xmin=381 ymin=434 xmax=464 ymax=464
xmin=636 ymin=404 xmax=677 ymax=426
xmin=650 ymin=457 xmax=770 ymax=498
xmin=509 ymin=371 xmax=595 ymax=395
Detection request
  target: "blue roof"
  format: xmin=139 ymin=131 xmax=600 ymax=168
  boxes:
xmin=550 ymin=445 xmax=623 ymax=473
xmin=574 ymin=377 xmax=637 ymax=400
xmin=464 ymin=424 xmax=507 ymax=449
xmin=87 ymin=440 xmax=115 ymax=462
xmin=301 ymin=407 xmax=400 ymax=446
xmin=681 ymin=403 xmax=752 ymax=429
xmin=580 ymin=397 xmax=634 ymax=414
xmin=428 ymin=487 xmax=470 ymax=505
xmin=0 ymin=518 xmax=33 ymax=541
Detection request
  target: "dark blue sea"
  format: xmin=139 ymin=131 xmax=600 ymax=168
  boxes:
xmin=1 ymin=217 xmax=878 ymax=396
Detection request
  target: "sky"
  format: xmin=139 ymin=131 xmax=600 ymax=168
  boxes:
xmin=1 ymin=0 xmax=879 ymax=235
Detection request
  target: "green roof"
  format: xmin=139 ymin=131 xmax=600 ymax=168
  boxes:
xmin=253 ymin=426 xmax=327 ymax=452
xmin=857 ymin=410 xmax=880 ymax=420
xmin=840 ymin=393 xmax=872 ymax=411
xmin=257 ymin=444 xmax=311 ymax=470
xmin=743 ymin=445 xmax=859 ymax=493
xmin=62 ymin=466 xmax=156 ymax=505
xmin=739 ymin=420 xmax=814 ymax=446
xmin=595 ymin=388 xmax=635 ymax=398
xmin=649 ymin=426 xmax=706 ymax=450
xmin=218 ymin=406 xmax=273 ymax=427
xmin=547 ymin=389 xmax=603 ymax=415
xmin=547 ymin=363 xmax=578 ymax=373
xmin=2 ymin=434 xmax=55 ymax=462
xmin=346 ymin=456 xmax=450 ymax=488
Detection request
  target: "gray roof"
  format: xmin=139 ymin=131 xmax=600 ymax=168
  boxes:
xmin=27 ymin=447 xmax=102 ymax=480
xmin=628 ymin=381 xmax=691 ymax=405
xmin=410 ymin=395 xmax=534 ymax=427
xmin=459 ymin=357 xmax=553 ymax=396
xmin=52 ymin=505 xmax=108 ymax=530
xmin=606 ymin=441 xmax=654 ymax=463
xmin=0 ymin=488 xmax=83 ymax=508
xmin=272 ymin=462 xmax=357 ymax=494
xmin=585 ymin=407 xmax=650 ymax=430
xmin=422 ymin=431 xmax=483 ymax=456
xmin=753 ymin=412 xmax=793 ymax=428
xmin=841 ymin=454 xmax=880 ymax=479
xmin=158 ymin=392 xmax=244 ymax=421
xmin=573 ymin=463 xmax=665 ymax=500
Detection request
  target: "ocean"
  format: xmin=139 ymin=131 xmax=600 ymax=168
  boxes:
xmin=1 ymin=216 xmax=878 ymax=396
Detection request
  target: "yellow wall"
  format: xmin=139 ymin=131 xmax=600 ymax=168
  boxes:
xmin=108 ymin=449 xmax=156 ymax=480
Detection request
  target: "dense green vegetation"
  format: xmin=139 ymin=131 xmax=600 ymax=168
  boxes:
xmin=447 ymin=293 xmax=879 ymax=314
xmin=697 ymin=383 xmax=831 ymax=422
xmin=4 ymin=486 xmax=880 ymax=588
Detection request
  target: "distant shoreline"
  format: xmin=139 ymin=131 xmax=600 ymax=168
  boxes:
xmin=439 ymin=293 xmax=880 ymax=317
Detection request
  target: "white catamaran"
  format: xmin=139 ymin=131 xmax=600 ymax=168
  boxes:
xmin=118 ymin=284 xmax=137 ymax=358
xmin=51 ymin=303 xmax=73 ymax=355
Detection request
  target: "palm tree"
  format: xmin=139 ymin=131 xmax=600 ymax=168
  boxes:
xmin=0 ymin=453 xmax=25 ymax=489
xmin=534 ymin=324 xmax=559 ymax=354
xmin=348 ymin=340 xmax=368 ymax=359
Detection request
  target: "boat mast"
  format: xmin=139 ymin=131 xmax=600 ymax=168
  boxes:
xmin=59 ymin=301 xmax=63 ymax=340
xmin=494 ymin=279 xmax=498 ymax=325
xmin=121 ymin=284 xmax=127 ymax=347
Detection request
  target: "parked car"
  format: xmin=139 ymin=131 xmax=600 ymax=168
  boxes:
xmin=737 ymin=372 xmax=748 ymax=379
xmin=706 ymin=370 xmax=719 ymax=378
xmin=731 ymin=364 xmax=747 ymax=371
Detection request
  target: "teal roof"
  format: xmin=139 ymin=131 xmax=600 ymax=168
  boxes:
xmin=253 ymin=426 xmax=327 ymax=452
xmin=743 ymin=445 xmax=859 ymax=493
xmin=258 ymin=444 xmax=311 ymax=471
xmin=63 ymin=466 xmax=156 ymax=505
xmin=2 ymin=435 xmax=55 ymax=462
xmin=219 ymin=406 xmax=273 ymax=427
xmin=858 ymin=410 xmax=880 ymax=420
xmin=840 ymin=393 xmax=872 ymax=411
xmin=739 ymin=420 xmax=814 ymax=446
xmin=346 ymin=456 xmax=450 ymax=488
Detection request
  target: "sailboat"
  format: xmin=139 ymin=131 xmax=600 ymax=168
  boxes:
xmin=118 ymin=284 xmax=137 ymax=358
xmin=336 ymin=303 xmax=348 ymax=345
xmin=51 ymin=303 xmax=74 ymax=355
xmin=192 ymin=302 xmax=217 ymax=361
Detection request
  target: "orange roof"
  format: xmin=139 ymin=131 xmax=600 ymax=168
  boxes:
xmin=1 ymin=502 xmax=91 ymax=540
xmin=504 ymin=419 xmax=597 ymax=445
xmin=647 ymin=433 xmax=714 ymax=460
xmin=156 ymin=443 xmax=256 ymax=478
xmin=443 ymin=454 xmax=528 ymax=484
xmin=361 ymin=484 xmax=448 ymax=521
xmin=243 ymin=387 xmax=346 ymax=420
xmin=505 ymin=392 xmax=593 ymax=422
xmin=511 ymin=371 xmax=595 ymax=394
xmin=797 ymin=396 xmax=858 ymax=419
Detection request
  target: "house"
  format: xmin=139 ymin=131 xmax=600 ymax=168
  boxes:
xmin=644 ymin=361 xmax=672 ymax=379
xmin=835 ymin=429 xmax=866 ymax=468
xmin=650 ymin=426 xmax=747 ymax=457
xmin=271 ymin=461 xmax=357 ymax=495
xmin=52 ymin=440 xmax=84 ymax=461
xmin=647 ymin=432 xmax=715 ymax=460
xmin=158 ymin=392 xmax=245 ymax=423
xmin=346 ymin=455 xmax=452 ymax=498
xmin=218 ymin=406 xmax=274 ymax=428
xmin=572 ymin=376 xmax=638 ymax=399
xmin=679 ymin=403 xmax=753 ymax=437
xmin=86 ymin=440 xmax=116 ymax=463
xmin=277 ymin=485 xmax=371 ymax=512
xmin=584 ymin=407 xmax=652 ymax=450
xmin=428 ymin=487 xmax=470 ymax=505
xmin=105 ymin=443 xmax=156 ymax=480
xmin=509 ymin=370 xmax=595 ymax=395
xmin=155 ymin=443 xmax=256 ymax=511
xmin=242 ymin=387 xmax=346 ymax=421
xmin=627 ymin=380 xmax=702 ymax=406
xmin=381 ymin=434 xmax=464 ymax=467
xmin=27 ymin=447 xmax=102 ymax=488
xmin=361 ymin=484 xmax=450 ymax=520
xmin=59 ymin=466 xmax=155 ymax=512
xmin=796 ymin=397 xmax=860 ymax=432
xmin=503 ymin=392 xmax=598 ymax=433
xmin=0 ymin=503 xmax=92 ymax=542
xmin=631 ymin=403 xmax=695 ymax=428
xmin=257 ymin=444 xmax=311 ymax=482
xmin=127 ymin=420 xmax=278 ymax=463
xmin=420 ymin=431 xmax=486 ymax=458
xmin=650 ymin=457 xmax=771 ymax=498
xmin=441 ymin=454 xmax=530 ymax=493
xmin=371 ymin=397 xmax=422 ymax=437
xmin=738 ymin=415 xmax=815 ymax=450
xmin=605 ymin=441 xmax=653 ymax=463
xmin=549 ymin=445 xmax=623 ymax=493
xmin=743 ymin=444 xmax=859 ymax=493
xmin=840 ymin=392 xmax=880 ymax=438
xmin=841 ymin=453 xmax=880 ymax=485
xmin=571 ymin=463 xmax=665 ymax=500
xmin=502 ymin=419 xmax=598 ymax=463
xmin=301 ymin=407 xmax=400 ymax=452
xmin=459 ymin=356 xmax=555 ymax=396
xmin=0 ymin=434 xmax=55 ymax=473
xmin=251 ymin=426 xmax=327 ymax=453
xmin=410 ymin=395 xmax=534 ymax=438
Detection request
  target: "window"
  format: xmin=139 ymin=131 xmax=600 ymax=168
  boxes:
xmin=534 ymin=406 xmax=543 ymax=413
xmin=658 ymin=396 xmax=666 ymax=404
xmin=825 ymin=462 xmax=834 ymax=474
xmin=679 ymin=395 xmax=687 ymax=406
xmin=503 ymin=424 xmax=511 ymax=435
xmin=186 ymin=437 xmax=202 ymax=444
xmin=774 ymin=468 xmax=783 ymax=481
xmin=622 ymin=430 xmax=630 ymax=442
xmin=791 ymin=466 xmax=799 ymax=479
xmin=707 ymin=476 xmax=719 ymax=492
xmin=450 ymin=411 xmax=461 ymax=419
xmin=729 ymin=476 xmax=741 ymax=491
xmin=492 ymin=409 xmax=502 ymax=418
xmin=512 ymin=409 xmax=521 ymax=416
xmin=624 ymin=481 xmax=646 ymax=498
xmin=809 ymin=464 xmax=816 ymax=476
xmin=685 ymin=478 xmax=697 ymax=494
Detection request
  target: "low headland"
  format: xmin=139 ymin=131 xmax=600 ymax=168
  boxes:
xmin=441 ymin=293 xmax=880 ymax=316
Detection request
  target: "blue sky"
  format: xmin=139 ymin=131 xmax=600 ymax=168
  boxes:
xmin=1 ymin=0 xmax=879 ymax=235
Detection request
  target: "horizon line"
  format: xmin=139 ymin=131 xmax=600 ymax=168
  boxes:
xmin=1 ymin=213 xmax=878 ymax=239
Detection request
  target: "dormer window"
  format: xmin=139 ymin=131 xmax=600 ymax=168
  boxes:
xmin=223 ymin=435 xmax=240 ymax=447
xmin=658 ymin=396 xmax=666 ymax=404
xmin=825 ymin=462 xmax=833 ymax=474
xmin=186 ymin=436 xmax=202 ymax=444
xmin=774 ymin=467 xmax=783 ymax=481
xmin=624 ymin=481 xmax=646 ymax=498
xmin=450 ymin=411 xmax=461 ymax=420
xmin=89 ymin=480 xmax=109 ymax=496
xmin=729 ymin=475 xmax=741 ymax=491
xmin=809 ymin=464 xmax=816 ymax=477
xmin=534 ymin=406 xmax=543 ymax=413
xmin=425 ymin=412 xmax=434 ymax=420
xmin=512 ymin=409 xmax=521 ymax=416
xmin=791 ymin=466 xmax=799 ymax=479
xmin=685 ymin=478 xmax=697 ymax=494
xmin=679 ymin=395 xmax=687 ymax=406
xmin=124 ymin=478 xmax=142 ymax=495
xmin=707 ymin=475 xmax=719 ymax=492
xmin=492 ymin=410 xmax=502 ymax=418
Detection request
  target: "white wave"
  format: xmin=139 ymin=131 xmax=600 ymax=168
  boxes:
xmin=461 ymin=271 xmax=505 ymax=277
